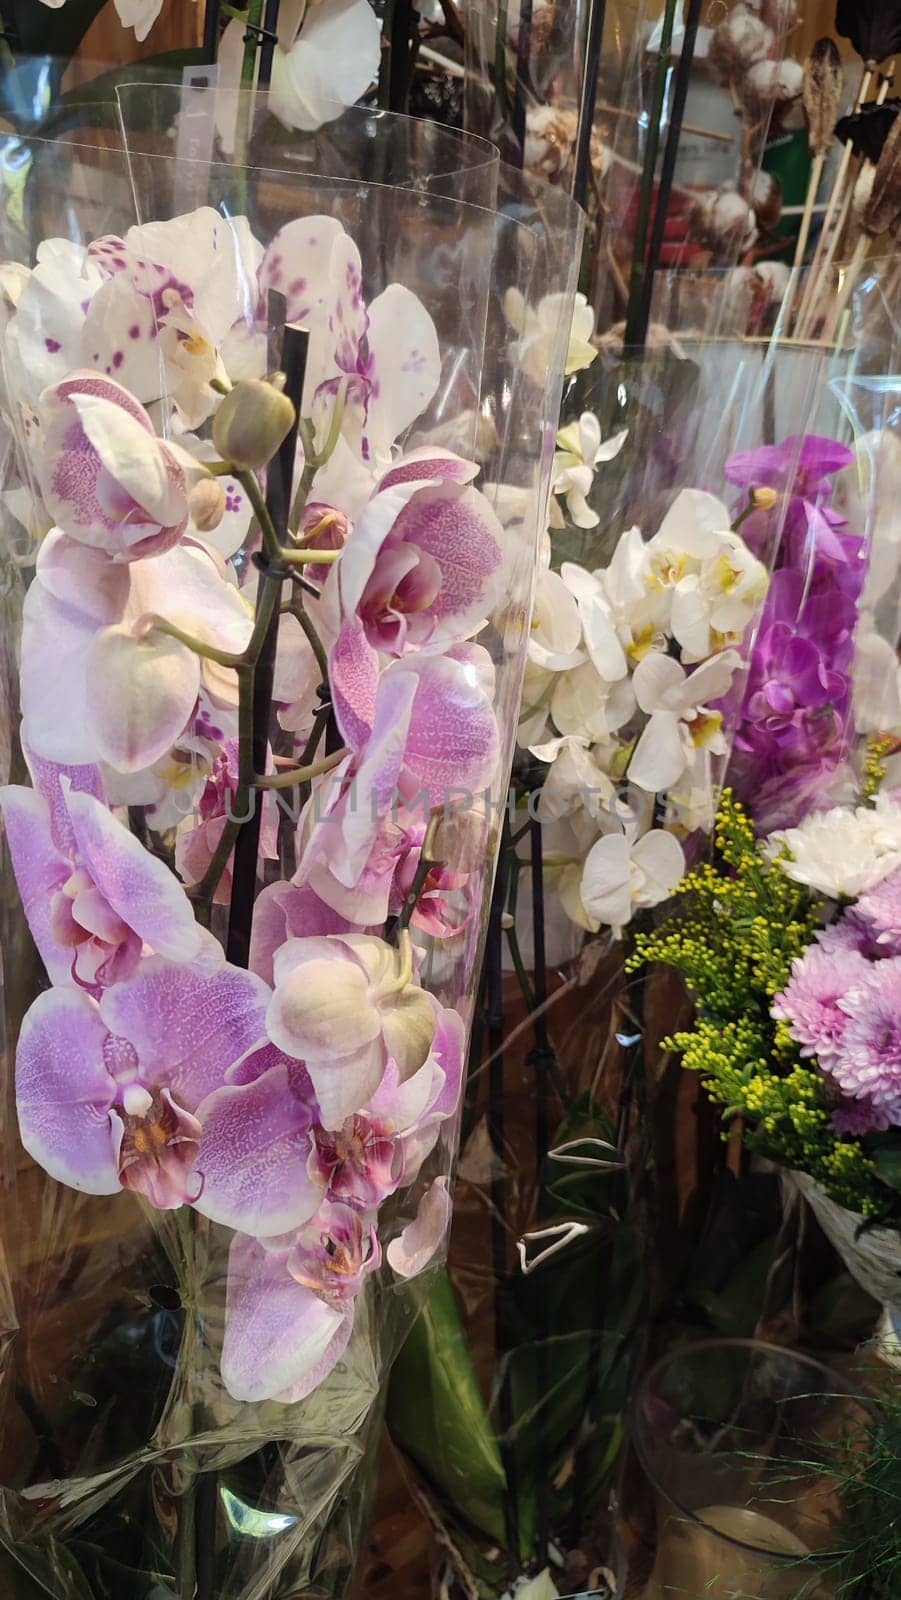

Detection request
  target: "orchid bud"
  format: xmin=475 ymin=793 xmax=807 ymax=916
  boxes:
xmin=188 ymin=475 xmax=227 ymax=532
xmin=212 ymin=377 xmax=296 ymax=470
xmin=751 ymin=486 xmax=779 ymax=511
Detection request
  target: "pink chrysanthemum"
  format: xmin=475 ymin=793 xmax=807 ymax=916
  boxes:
xmin=851 ymin=865 xmax=901 ymax=954
xmin=830 ymin=1097 xmax=890 ymax=1137
xmin=834 ymin=958 xmax=901 ymax=1124
xmin=772 ymin=942 xmax=870 ymax=1059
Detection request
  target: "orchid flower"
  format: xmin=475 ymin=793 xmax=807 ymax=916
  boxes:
xmin=176 ymin=741 xmax=279 ymax=905
xmin=15 ymin=956 xmax=275 ymax=1213
xmin=579 ymin=824 xmax=686 ymax=932
xmin=38 ymin=373 xmax=191 ymax=560
xmin=386 ymin=1177 xmax=453 ymax=1278
xmin=310 ymin=1005 xmax=464 ymax=1209
xmin=221 ymin=1200 xmax=379 ymax=1403
xmin=336 ymin=460 xmax=503 ymax=656
xmin=645 ymin=489 xmax=769 ymax=661
xmin=528 ymin=733 xmax=616 ymax=820
xmin=260 ymin=216 xmax=441 ymax=466
xmin=302 ymin=633 xmax=499 ymax=924
xmin=628 ymin=648 xmax=741 ymax=794
xmin=269 ymin=0 xmax=382 ymax=133
xmin=0 ymin=759 xmax=202 ymax=988
xmin=505 ymin=289 xmax=597 ymax=384
xmin=267 ymin=933 xmax=437 ymax=1127
xmin=549 ymin=414 xmax=627 ymax=530
xmin=4 ymin=211 xmax=261 ymax=424
xmin=21 ymin=530 xmax=252 ymax=772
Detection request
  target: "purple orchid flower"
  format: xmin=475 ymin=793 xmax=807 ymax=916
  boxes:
xmin=221 ymin=1199 xmax=380 ymax=1403
xmin=726 ymin=433 xmax=860 ymax=567
xmin=176 ymin=741 xmax=279 ymax=906
xmin=0 ymin=759 xmax=202 ymax=987
xmin=15 ymin=957 xmax=322 ymax=1237
xmin=722 ymin=435 xmax=867 ymax=830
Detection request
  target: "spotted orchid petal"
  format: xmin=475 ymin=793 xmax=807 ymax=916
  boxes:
xmin=361 ymin=284 xmax=441 ymax=463
xmin=222 ymin=1232 xmax=351 ymax=1403
xmin=0 ymin=774 xmax=200 ymax=987
xmin=194 ymin=1059 xmax=323 ymax=1237
xmin=99 ymin=956 xmax=269 ymax=1112
xmin=16 ymin=987 xmax=121 ymax=1193
xmin=338 ymin=475 xmax=503 ymax=656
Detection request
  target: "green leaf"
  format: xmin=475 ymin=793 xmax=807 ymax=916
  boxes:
xmin=387 ymin=1270 xmax=508 ymax=1545
xmin=872 ymin=1147 xmax=901 ymax=1193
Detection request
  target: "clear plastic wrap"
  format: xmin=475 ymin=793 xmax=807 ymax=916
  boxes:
xmin=0 ymin=90 xmax=583 ymax=1599
xmin=378 ymin=308 xmax=901 ymax=1592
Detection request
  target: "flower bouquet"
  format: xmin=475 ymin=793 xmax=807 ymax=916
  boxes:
xmin=0 ymin=103 xmax=581 ymax=1598
xmin=629 ymin=403 xmax=901 ymax=1357
xmin=631 ymin=780 xmax=901 ymax=1344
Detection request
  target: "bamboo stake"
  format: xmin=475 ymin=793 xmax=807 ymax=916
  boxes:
xmin=798 ymin=65 xmax=895 ymax=339
xmin=794 ymin=61 xmax=873 ymax=333
xmin=783 ymin=37 xmax=844 ymax=334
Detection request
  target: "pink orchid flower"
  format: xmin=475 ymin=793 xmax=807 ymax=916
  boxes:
xmin=267 ymin=933 xmax=437 ymax=1128
xmin=13 ymin=957 xmax=296 ymax=1220
xmin=38 ymin=373 xmax=190 ymax=560
xmin=21 ymin=530 xmax=252 ymax=773
xmin=221 ymin=1198 xmax=380 ymax=1403
xmin=297 ymin=633 xmax=498 ymax=925
xmin=337 ymin=465 xmax=503 ymax=657
xmin=308 ymin=1003 xmax=464 ymax=1210
xmin=0 ymin=756 xmax=201 ymax=988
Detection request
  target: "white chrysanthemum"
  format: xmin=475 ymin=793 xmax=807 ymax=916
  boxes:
xmin=769 ymin=800 xmax=901 ymax=899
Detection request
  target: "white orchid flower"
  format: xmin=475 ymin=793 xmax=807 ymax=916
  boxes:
xmin=551 ymin=660 xmax=636 ymax=744
xmin=217 ymin=0 xmax=380 ymax=144
xmin=560 ymin=561 xmax=629 ymax=682
xmin=528 ymin=732 xmax=615 ymax=820
xmin=628 ymin=648 xmax=741 ymax=794
xmin=580 ymin=825 xmax=686 ymax=932
xmin=270 ymin=0 xmax=382 ymax=133
xmin=549 ymin=414 xmax=627 ymax=529
xmin=528 ymin=567 xmax=585 ymax=671
xmin=505 ymin=290 xmax=597 ymax=386
xmin=645 ymin=489 xmax=768 ymax=661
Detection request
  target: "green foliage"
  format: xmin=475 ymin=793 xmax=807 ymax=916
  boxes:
xmin=628 ymin=791 xmax=893 ymax=1221
xmin=387 ymin=1270 xmax=508 ymax=1546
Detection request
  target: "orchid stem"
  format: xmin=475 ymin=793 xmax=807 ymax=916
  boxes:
xmin=282 ymin=598 xmax=329 ymax=681
xmin=235 ymin=467 xmax=282 ymax=563
xmin=141 ymin=617 xmax=243 ymax=670
xmin=254 ymin=748 xmax=347 ymax=788
xmin=278 ymin=546 xmax=341 ymax=565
